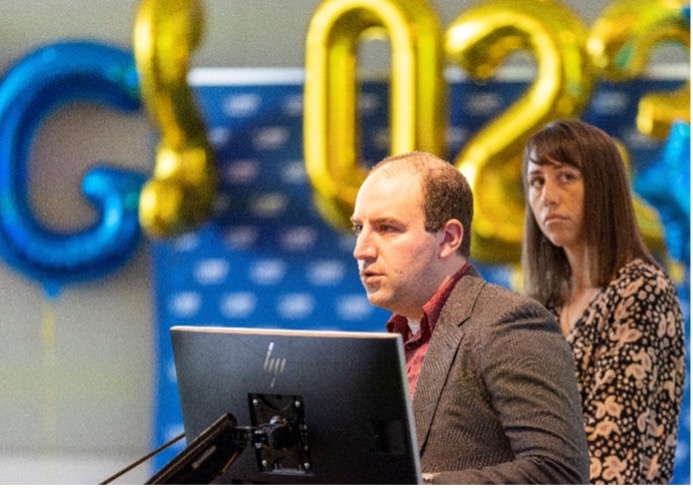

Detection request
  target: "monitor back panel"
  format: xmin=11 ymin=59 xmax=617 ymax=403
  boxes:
xmin=171 ymin=326 xmax=422 ymax=484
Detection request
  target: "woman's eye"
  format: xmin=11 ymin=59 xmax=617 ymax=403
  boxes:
xmin=560 ymin=171 xmax=579 ymax=182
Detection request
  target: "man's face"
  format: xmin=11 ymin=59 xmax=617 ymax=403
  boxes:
xmin=351 ymin=167 xmax=445 ymax=319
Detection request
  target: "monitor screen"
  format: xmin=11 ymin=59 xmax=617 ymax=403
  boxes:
xmin=165 ymin=325 xmax=422 ymax=484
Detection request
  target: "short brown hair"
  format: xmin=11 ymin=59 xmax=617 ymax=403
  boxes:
xmin=521 ymin=119 xmax=655 ymax=305
xmin=372 ymin=151 xmax=473 ymax=257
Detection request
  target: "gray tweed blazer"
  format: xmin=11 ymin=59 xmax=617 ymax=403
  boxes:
xmin=414 ymin=267 xmax=589 ymax=484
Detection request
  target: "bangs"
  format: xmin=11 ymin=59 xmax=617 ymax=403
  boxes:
xmin=524 ymin=126 xmax=583 ymax=172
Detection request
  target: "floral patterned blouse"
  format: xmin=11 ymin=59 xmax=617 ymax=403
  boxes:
xmin=550 ymin=259 xmax=685 ymax=484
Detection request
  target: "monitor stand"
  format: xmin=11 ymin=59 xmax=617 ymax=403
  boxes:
xmin=147 ymin=394 xmax=309 ymax=484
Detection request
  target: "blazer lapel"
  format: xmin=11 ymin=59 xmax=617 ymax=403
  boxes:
xmin=412 ymin=271 xmax=485 ymax=452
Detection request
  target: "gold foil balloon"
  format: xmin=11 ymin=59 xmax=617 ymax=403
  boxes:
xmin=588 ymin=0 xmax=690 ymax=140
xmin=134 ymin=0 xmax=217 ymax=238
xmin=446 ymin=0 xmax=593 ymax=264
xmin=304 ymin=0 xmax=446 ymax=231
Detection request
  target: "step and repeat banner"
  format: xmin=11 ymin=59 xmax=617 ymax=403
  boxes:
xmin=151 ymin=68 xmax=691 ymax=482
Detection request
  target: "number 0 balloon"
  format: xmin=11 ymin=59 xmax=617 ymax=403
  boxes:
xmin=304 ymin=0 xmax=445 ymax=231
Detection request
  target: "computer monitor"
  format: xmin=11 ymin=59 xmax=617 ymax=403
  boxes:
xmin=160 ymin=325 xmax=422 ymax=484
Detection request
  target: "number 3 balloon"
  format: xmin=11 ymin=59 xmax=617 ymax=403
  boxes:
xmin=134 ymin=0 xmax=218 ymax=238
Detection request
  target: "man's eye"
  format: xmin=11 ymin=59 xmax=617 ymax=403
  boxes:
xmin=352 ymin=225 xmax=362 ymax=236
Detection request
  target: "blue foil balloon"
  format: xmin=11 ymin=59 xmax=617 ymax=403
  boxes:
xmin=0 ymin=41 xmax=146 ymax=296
xmin=635 ymin=121 xmax=691 ymax=264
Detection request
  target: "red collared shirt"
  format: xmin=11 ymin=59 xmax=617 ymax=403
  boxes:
xmin=386 ymin=262 xmax=470 ymax=398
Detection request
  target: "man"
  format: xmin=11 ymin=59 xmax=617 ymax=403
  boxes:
xmin=350 ymin=151 xmax=589 ymax=484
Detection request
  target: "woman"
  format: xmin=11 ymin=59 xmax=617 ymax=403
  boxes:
xmin=521 ymin=119 xmax=685 ymax=484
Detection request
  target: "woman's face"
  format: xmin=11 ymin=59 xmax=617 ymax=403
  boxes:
xmin=526 ymin=157 xmax=585 ymax=253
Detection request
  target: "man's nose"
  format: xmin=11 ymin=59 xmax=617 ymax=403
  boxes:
xmin=353 ymin=229 xmax=375 ymax=261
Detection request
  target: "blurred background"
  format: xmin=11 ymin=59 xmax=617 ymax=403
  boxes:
xmin=0 ymin=0 xmax=688 ymax=484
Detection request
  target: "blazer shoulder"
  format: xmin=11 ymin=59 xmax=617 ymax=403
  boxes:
xmin=445 ymin=274 xmax=557 ymax=330
xmin=462 ymin=273 xmax=550 ymax=311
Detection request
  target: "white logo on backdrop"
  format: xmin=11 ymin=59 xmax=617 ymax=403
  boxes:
xmin=250 ymin=259 xmax=287 ymax=285
xmin=224 ymin=159 xmax=260 ymax=184
xmin=336 ymin=295 xmax=374 ymax=321
xmin=307 ymin=260 xmax=346 ymax=285
xmin=466 ymin=92 xmax=503 ymax=115
xmin=282 ymin=94 xmax=304 ymax=117
xmin=592 ymin=90 xmax=629 ymax=114
xmin=253 ymin=126 xmax=290 ymax=150
xmin=281 ymin=160 xmax=307 ymax=184
xmin=223 ymin=93 xmax=261 ymax=117
xmin=249 ymin=193 xmax=288 ymax=218
xmin=173 ymin=233 xmax=200 ymax=252
xmin=279 ymin=226 xmax=318 ymax=251
xmin=170 ymin=291 xmax=202 ymax=317
xmin=277 ymin=293 xmax=315 ymax=319
xmin=358 ymin=92 xmax=381 ymax=114
xmin=193 ymin=259 xmax=230 ymax=285
xmin=223 ymin=226 xmax=260 ymax=250
xmin=220 ymin=292 xmax=258 ymax=318
xmin=208 ymin=126 xmax=232 ymax=146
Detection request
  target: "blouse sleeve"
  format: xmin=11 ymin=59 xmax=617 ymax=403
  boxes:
xmin=579 ymin=264 xmax=685 ymax=484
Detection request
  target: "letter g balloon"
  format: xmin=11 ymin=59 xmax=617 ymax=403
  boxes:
xmin=0 ymin=41 xmax=146 ymax=296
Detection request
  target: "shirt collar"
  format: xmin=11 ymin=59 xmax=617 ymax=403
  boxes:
xmin=386 ymin=261 xmax=470 ymax=338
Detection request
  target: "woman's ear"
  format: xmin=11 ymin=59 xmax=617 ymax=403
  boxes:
xmin=439 ymin=219 xmax=463 ymax=259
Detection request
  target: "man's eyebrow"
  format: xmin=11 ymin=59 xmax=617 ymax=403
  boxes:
xmin=371 ymin=217 xmax=402 ymax=226
xmin=349 ymin=216 xmax=401 ymax=226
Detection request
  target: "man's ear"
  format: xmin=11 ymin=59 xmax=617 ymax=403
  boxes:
xmin=438 ymin=219 xmax=463 ymax=259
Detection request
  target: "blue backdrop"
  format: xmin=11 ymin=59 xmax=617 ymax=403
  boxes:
xmin=150 ymin=68 xmax=690 ymax=483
